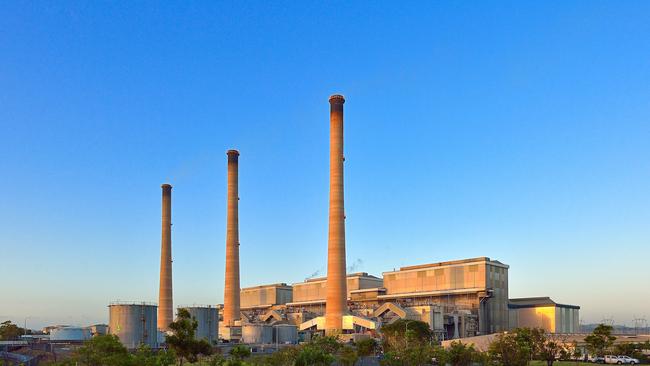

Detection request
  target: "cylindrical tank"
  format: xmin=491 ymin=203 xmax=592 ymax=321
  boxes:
xmin=182 ymin=306 xmax=219 ymax=343
xmin=241 ymin=324 xmax=273 ymax=344
xmin=273 ymin=324 xmax=298 ymax=344
xmin=49 ymin=326 xmax=91 ymax=342
xmin=109 ymin=302 xmax=158 ymax=349
xmin=90 ymin=324 xmax=109 ymax=336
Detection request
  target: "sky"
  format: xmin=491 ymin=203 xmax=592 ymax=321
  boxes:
xmin=1 ymin=1 xmax=649 ymax=330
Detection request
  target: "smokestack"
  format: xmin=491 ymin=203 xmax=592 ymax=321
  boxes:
xmin=158 ymin=184 xmax=173 ymax=331
xmin=325 ymin=94 xmax=347 ymax=334
xmin=223 ymin=149 xmax=240 ymax=326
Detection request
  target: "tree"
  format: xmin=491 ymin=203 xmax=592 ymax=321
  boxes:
xmin=356 ymin=338 xmax=378 ymax=366
xmin=539 ymin=340 xmax=562 ymax=366
xmin=207 ymin=353 xmax=226 ymax=366
xmin=310 ymin=335 xmax=342 ymax=354
xmin=165 ymin=308 xmax=213 ymax=364
xmin=0 ymin=320 xmax=23 ymax=340
xmin=294 ymin=344 xmax=334 ymax=366
xmin=133 ymin=345 xmax=176 ymax=366
xmin=445 ymin=341 xmax=479 ymax=366
xmin=47 ymin=335 xmax=175 ymax=366
xmin=380 ymin=343 xmax=437 ymax=366
xmin=75 ymin=334 xmax=133 ymax=366
xmin=381 ymin=319 xmax=433 ymax=352
xmin=513 ymin=328 xmax=546 ymax=360
xmin=230 ymin=345 xmax=252 ymax=361
xmin=489 ymin=332 xmax=531 ymax=366
xmin=262 ymin=346 xmax=299 ymax=366
xmin=338 ymin=345 xmax=359 ymax=366
xmin=584 ymin=324 xmax=616 ymax=357
xmin=572 ymin=343 xmax=583 ymax=365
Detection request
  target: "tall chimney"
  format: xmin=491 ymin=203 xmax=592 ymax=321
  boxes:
xmin=325 ymin=94 xmax=347 ymax=334
xmin=223 ymin=149 xmax=240 ymax=327
xmin=158 ymin=183 xmax=173 ymax=331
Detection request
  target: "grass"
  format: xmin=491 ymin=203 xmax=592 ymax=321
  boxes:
xmin=530 ymin=362 xmax=585 ymax=366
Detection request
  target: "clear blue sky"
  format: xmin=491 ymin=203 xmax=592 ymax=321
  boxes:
xmin=1 ymin=1 xmax=649 ymax=330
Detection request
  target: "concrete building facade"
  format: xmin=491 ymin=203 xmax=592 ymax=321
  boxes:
xmin=240 ymin=283 xmax=293 ymax=310
xmin=236 ymin=258 xmax=514 ymax=339
xmin=290 ymin=272 xmax=383 ymax=307
xmin=381 ymin=257 xmax=509 ymax=335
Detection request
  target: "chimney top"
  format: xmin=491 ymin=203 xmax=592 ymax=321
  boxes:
xmin=329 ymin=94 xmax=345 ymax=104
xmin=227 ymin=149 xmax=240 ymax=156
xmin=161 ymin=183 xmax=172 ymax=189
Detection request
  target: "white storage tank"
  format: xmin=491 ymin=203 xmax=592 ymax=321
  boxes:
xmin=241 ymin=324 xmax=273 ymax=344
xmin=181 ymin=306 xmax=218 ymax=343
xmin=273 ymin=324 xmax=298 ymax=344
xmin=109 ymin=302 xmax=158 ymax=349
xmin=50 ymin=326 xmax=91 ymax=342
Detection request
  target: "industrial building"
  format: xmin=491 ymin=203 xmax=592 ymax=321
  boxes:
xmin=508 ymin=297 xmax=580 ymax=333
xmin=103 ymin=94 xmax=580 ymax=349
xmin=241 ymin=283 xmax=293 ymax=310
xmin=289 ymin=273 xmax=383 ymax=309
xmin=381 ymin=257 xmax=509 ymax=335
xmin=234 ymin=257 xmax=512 ymax=340
xmin=234 ymin=257 xmax=578 ymax=340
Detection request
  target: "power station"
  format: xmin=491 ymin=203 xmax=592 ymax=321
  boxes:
xmin=107 ymin=94 xmax=580 ymax=348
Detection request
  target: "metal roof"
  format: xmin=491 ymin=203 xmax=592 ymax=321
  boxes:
xmin=509 ymin=297 xmax=580 ymax=310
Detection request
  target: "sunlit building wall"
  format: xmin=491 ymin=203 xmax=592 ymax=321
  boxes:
xmin=381 ymin=257 xmax=510 ymax=334
xmin=240 ymin=283 xmax=293 ymax=310
xmin=290 ymin=272 xmax=383 ymax=305
xmin=508 ymin=297 xmax=580 ymax=333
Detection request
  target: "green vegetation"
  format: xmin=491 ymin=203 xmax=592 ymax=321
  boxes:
xmin=356 ymin=338 xmax=378 ymax=366
xmin=379 ymin=319 xmax=440 ymax=366
xmin=44 ymin=334 xmax=176 ymax=366
xmin=166 ymin=308 xmax=213 ymax=364
xmin=443 ymin=341 xmax=482 ymax=366
xmin=381 ymin=319 xmax=433 ymax=352
xmin=489 ymin=331 xmax=532 ymax=366
xmin=529 ymin=362 xmax=586 ymax=366
xmin=584 ymin=324 xmax=617 ymax=357
xmin=42 ymin=323 xmax=650 ymax=366
xmin=0 ymin=320 xmax=30 ymax=340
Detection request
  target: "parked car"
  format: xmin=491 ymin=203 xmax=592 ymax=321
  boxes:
xmin=590 ymin=356 xmax=605 ymax=363
xmin=605 ymin=355 xmax=623 ymax=364
xmin=617 ymin=356 xmax=640 ymax=365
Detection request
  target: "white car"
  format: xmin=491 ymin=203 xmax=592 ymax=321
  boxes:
xmin=605 ymin=355 xmax=623 ymax=364
xmin=617 ymin=356 xmax=640 ymax=365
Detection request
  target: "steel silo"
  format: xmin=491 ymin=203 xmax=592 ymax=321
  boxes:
xmin=108 ymin=302 xmax=158 ymax=349
xmin=241 ymin=324 xmax=273 ymax=344
xmin=181 ymin=305 xmax=219 ymax=343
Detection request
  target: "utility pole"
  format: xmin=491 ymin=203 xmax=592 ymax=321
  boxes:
xmin=633 ymin=316 xmax=647 ymax=336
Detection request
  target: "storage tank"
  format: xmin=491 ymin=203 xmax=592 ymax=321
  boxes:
xmin=181 ymin=306 xmax=218 ymax=343
xmin=273 ymin=324 xmax=298 ymax=344
xmin=109 ymin=302 xmax=158 ymax=349
xmin=89 ymin=324 xmax=109 ymax=336
xmin=241 ymin=324 xmax=273 ymax=344
xmin=49 ymin=326 xmax=91 ymax=342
